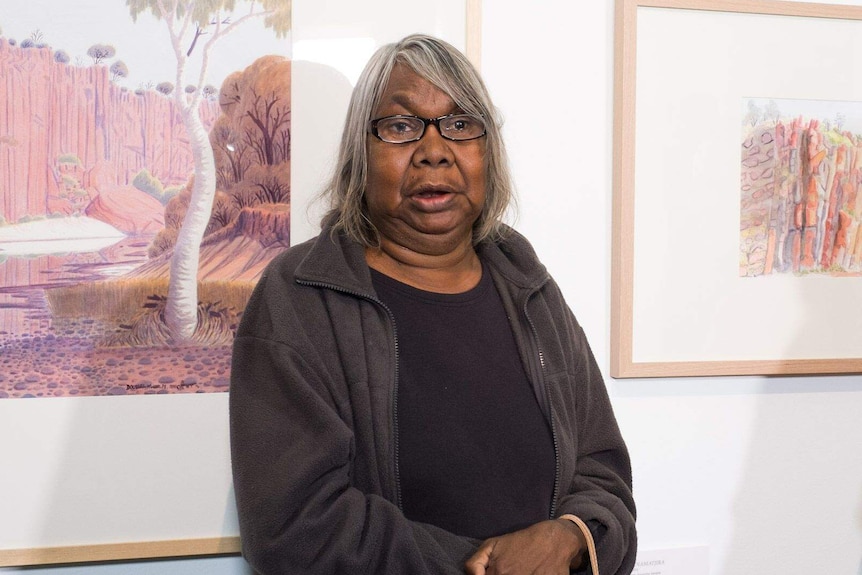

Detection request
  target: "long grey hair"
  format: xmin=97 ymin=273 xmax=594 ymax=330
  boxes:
xmin=323 ymin=33 xmax=515 ymax=246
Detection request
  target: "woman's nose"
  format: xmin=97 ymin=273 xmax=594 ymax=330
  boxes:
xmin=413 ymin=124 xmax=455 ymax=167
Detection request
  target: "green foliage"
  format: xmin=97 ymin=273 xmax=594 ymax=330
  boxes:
xmin=127 ymin=0 xmax=291 ymax=37
xmin=825 ymin=130 xmax=852 ymax=147
xmin=163 ymin=185 xmax=183 ymax=204
xmin=261 ymin=0 xmax=291 ymax=38
xmin=57 ymin=153 xmax=81 ymax=165
xmin=17 ymin=214 xmax=46 ymax=224
xmin=132 ymin=168 xmax=165 ymax=200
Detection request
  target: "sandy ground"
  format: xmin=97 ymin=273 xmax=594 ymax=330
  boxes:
xmin=0 ymin=317 xmax=231 ymax=399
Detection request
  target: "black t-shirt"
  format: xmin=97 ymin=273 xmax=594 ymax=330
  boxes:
xmin=371 ymin=266 xmax=556 ymax=540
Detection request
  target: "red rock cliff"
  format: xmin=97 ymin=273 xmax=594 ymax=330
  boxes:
xmin=0 ymin=39 xmax=219 ymax=224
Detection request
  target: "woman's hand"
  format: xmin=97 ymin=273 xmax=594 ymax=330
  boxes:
xmin=463 ymin=518 xmax=586 ymax=575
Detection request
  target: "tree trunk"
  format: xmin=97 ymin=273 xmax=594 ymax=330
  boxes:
xmin=165 ymin=102 xmax=217 ymax=344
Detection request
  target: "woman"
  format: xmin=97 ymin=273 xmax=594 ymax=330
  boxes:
xmin=230 ymin=34 xmax=636 ymax=575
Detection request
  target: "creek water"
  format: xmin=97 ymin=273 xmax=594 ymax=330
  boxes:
xmin=0 ymin=233 xmax=234 ymax=398
xmin=0 ymin=234 xmax=153 ymax=335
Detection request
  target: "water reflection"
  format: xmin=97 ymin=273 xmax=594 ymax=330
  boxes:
xmin=0 ymin=235 xmax=127 ymax=257
xmin=0 ymin=235 xmax=153 ymax=334
xmin=0 ymin=232 xmax=234 ymax=399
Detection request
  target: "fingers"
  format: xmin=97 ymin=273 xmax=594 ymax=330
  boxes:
xmin=464 ymin=539 xmax=495 ymax=575
xmin=464 ymin=521 xmax=580 ymax=575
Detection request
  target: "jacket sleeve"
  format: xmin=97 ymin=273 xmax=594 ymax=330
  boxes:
xmin=230 ymin=329 xmax=479 ymax=575
xmin=547 ymin=286 xmax=637 ymax=575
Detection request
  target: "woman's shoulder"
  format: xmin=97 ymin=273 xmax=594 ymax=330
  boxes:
xmin=481 ymin=225 xmax=549 ymax=289
xmin=236 ymin=237 xmax=327 ymax=342
xmin=256 ymin=241 xmax=305 ymax=283
xmin=244 ymin=229 xmax=366 ymax=312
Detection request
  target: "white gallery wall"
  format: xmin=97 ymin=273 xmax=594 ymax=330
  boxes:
xmin=481 ymin=1 xmax=862 ymax=575
xmin=2 ymin=1 xmax=861 ymax=574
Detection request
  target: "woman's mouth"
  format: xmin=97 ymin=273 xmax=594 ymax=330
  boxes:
xmin=409 ymin=187 xmax=456 ymax=211
xmin=416 ymin=190 xmax=449 ymax=198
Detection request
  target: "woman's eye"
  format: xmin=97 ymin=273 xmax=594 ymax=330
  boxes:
xmin=444 ymin=116 xmax=481 ymax=134
xmin=380 ymin=119 xmax=418 ymax=136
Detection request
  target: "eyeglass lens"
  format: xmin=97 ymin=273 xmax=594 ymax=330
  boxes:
xmin=373 ymin=114 xmax=485 ymax=143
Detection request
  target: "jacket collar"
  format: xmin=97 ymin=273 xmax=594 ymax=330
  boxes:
xmin=294 ymin=227 xmax=374 ymax=296
xmin=478 ymin=225 xmax=550 ymax=292
xmin=294 ymin=223 xmax=550 ymax=294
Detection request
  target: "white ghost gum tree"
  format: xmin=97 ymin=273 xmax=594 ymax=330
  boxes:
xmin=126 ymin=0 xmax=290 ymax=344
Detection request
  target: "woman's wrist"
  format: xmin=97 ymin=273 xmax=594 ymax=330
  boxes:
xmin=557 ymin=515 xmax=588 ymax=570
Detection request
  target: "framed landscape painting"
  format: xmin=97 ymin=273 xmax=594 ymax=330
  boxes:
xmin=0 ymin=0 xmax=479 ymax=566
xmin=0 ymin=0 xmax=292 ymax=400
xmin=611 ymin=0 xmax=862 ymax=378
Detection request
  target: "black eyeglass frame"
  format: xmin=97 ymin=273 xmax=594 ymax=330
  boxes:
xmin=368 ymin=113 xmax=487 ymax=143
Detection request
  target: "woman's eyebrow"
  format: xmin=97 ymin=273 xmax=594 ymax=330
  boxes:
xmin=384 ymin=91 xmax=459 ymax=114
xmin=379 ymin=91 xmax=415 ymax=109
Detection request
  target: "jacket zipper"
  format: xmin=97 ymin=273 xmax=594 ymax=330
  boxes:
xmin=296 ymin=279 xmax=404 ymax=510
xmin=522 ymin=290 xmax=561 ymax=520
xmin=299 ymin=277 xmax=556 ymax=517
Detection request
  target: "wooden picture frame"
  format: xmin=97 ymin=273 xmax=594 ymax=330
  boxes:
xmin=611 ymin=0 xmax=862 ymax=377
xmin=0 ymin=0 xmax=481 ymax=567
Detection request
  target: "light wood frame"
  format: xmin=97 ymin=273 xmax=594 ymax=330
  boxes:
xmin=0 ymin=539 xmax=241 ymax=568
xmin=0 ymin=1 xmax=482 ymax=567
xmin=466 ymin=0 xmax=482 ymax=68
xmin=611 ymin=0 xmax=862 ymax=378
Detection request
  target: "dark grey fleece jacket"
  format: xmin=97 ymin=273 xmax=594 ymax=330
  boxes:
xmin=229 ymin=225 xmax=636 ymax=575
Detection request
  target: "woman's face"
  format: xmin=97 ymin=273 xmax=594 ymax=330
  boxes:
xmin=365 ymin=64 xmax=486 ymax=256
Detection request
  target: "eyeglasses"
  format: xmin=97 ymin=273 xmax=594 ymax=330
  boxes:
xmin=369 ymin=113 xmax=486 ymax=144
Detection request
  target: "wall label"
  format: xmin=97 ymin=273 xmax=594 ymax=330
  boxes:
xmin=631 ymin=546 xmax=708 ymax=575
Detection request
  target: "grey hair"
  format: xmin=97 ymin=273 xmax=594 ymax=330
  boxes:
xmin=323 ymin=33 xmax=515 ymax=246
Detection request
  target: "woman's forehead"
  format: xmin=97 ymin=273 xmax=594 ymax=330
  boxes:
xmin=383 ymin=65 xmax=440 ymax=94
xmin=378 ymin=65 xmax=458 ymax=108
